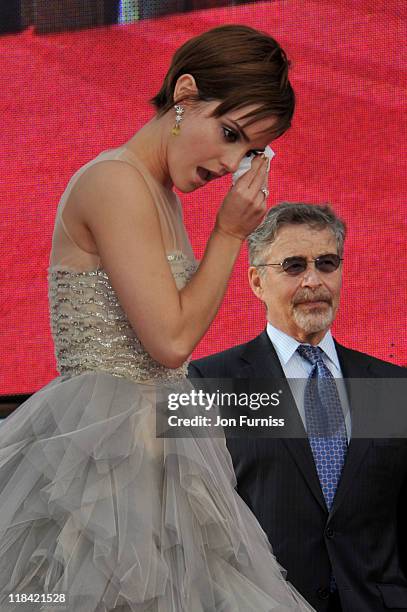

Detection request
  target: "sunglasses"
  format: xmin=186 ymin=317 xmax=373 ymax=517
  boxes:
xmin=256 ymin=254 xmax=343 ymax=276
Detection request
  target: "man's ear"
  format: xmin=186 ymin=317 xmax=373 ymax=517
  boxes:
xmin=248 ymin=266 xmax=263 ymax=300
xmin=173 ymin=74 xmax=198 ymax=104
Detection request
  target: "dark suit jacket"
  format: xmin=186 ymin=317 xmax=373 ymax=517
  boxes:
xmin=188 ymin=332 xmax=407 ymax=612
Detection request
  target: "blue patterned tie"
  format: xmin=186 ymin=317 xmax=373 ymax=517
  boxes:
xmin=297 ymin=344 xmax=348 ymax=511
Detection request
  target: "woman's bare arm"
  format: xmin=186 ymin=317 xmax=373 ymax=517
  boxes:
xmin=66 ymin=157 xmax=268 ymax=368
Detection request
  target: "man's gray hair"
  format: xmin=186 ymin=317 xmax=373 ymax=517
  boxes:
xmin=248 ymin=202 xmax=346 ymax=267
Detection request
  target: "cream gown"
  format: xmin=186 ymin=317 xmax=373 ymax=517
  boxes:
xmin=0 ymin=147 xmax=314 ymax=611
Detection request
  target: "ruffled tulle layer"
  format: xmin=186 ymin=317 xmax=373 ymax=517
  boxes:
xmin=0 ymin=373 xmax=313 ymax=611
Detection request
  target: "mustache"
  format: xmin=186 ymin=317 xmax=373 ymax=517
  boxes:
xmin=293 ymin=289 xmax=332 ymax=306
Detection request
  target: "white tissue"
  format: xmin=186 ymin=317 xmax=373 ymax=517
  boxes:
xmin=232 ymin=145 xmax=275 ymax=185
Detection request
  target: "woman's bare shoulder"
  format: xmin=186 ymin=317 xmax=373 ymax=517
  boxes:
xmin=72 ymin=159 xmax=153 ymax=212
xmin=62 ymin=158 xmax=160 ymax=255
xmin=68 ymin=158 xmax=157 ymax=226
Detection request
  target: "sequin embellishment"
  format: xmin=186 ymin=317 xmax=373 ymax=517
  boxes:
xmin=48 ymin=254 xmax=197 ymax=383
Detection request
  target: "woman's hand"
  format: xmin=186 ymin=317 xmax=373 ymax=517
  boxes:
xmin=215 ymin=155 xmax=269 ymax=240
xmin=65 ymin=157 xmax=268 ymax=369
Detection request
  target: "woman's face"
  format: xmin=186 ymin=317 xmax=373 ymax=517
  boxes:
xmin=166 ymin=101 xmax=278 ymax=193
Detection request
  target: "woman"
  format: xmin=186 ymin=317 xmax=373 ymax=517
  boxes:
xmin=0 ymin=25 xmax=314 ymax=611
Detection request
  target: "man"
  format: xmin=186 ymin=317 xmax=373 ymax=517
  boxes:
xmin=189 ymin=203 xmax=407 ymax=612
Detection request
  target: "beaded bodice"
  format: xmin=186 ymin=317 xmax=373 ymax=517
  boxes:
xmin=48 ymin=252 xmax=197 ymax=383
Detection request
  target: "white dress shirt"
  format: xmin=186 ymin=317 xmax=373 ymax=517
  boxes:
xmin=266 ymin=322 xmax=351 ymax=441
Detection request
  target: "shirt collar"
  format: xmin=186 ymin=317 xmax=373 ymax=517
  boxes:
xmin=266 ymin=322 xmax=340 ymax=370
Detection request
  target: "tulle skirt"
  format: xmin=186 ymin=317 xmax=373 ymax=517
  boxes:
xmin=0 ymin=372 xmax=313 ymax=611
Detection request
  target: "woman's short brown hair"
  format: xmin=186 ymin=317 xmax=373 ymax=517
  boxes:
xmin=151 ymin=25 xmax=295 ymax=140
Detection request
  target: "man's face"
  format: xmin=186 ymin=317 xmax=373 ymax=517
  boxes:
xmin=248 ymin=224 xmax=343 ymax=344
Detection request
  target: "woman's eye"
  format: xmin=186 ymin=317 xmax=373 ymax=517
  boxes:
xmin=223 ymin=127 xmax=238 ymax=143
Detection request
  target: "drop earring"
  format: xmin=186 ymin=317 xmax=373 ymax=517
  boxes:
xmin=171 ymin=104 xmax=184 ymax=136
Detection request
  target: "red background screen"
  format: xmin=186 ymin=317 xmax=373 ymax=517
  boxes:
xmin=0 ymin=1 xmax=406 ymax=395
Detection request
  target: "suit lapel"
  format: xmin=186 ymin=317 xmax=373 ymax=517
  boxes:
xmin=282 ymin=438 xmax=328 ymax=512
xmin=328 ymin=342 xmax=373 ymax=518
xmin=237 ymin=331 xmax=288 ymax=379
xmin=238 ymin=334 xmax=378 ymax=517
xmin=238 ymin=331 xmax=327 ymax=512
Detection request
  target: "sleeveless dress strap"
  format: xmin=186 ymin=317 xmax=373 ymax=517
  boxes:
xmin=49 ymin=146 xmax=194 ymax=272
xmin=117 ymin=147 xmax=178 ymax=253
